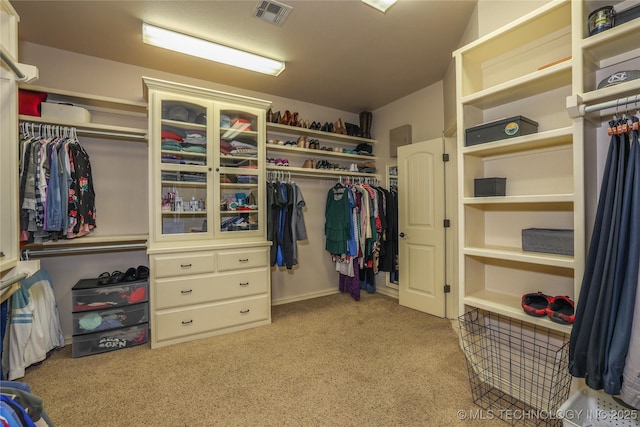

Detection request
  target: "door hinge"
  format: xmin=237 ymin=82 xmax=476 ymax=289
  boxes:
xmin=442 ymin=153 xmax=449 ymax=162
xmin=444 ymin=284 xmax=451 ymax=293
xmin=444 ymin=219 xmax=450 ymax=228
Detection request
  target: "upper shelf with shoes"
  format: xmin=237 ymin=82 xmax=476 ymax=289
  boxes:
xmin=266 ymin=123 xmax=377 ymax=145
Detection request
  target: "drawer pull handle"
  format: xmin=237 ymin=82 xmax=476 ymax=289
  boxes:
xmin=181 ymin=320 xmax=193 ymax=325
xmin=181 ymin=289 xmax=193 ymax=294
xmin=239 ymin=282 xmax=249 ymax=287
xmin=180 ymin=263 xmax=192 ymax=268
xmin=240 ymin=309 xmax=250 ymax=314
xmin=238 ymin=258 xmax=249 ymax=262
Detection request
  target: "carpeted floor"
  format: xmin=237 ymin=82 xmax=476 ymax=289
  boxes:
xmin=22 ymin=293 xmax=505 ymax=426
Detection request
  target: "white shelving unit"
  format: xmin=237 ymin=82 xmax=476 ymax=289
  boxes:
xmin=454 ymin=0 xmax=579 ymax=334
xmin=266 ymin=122 xmax=378 ymax=179
xmin=16 ymin=84 xmax=149 ymax=253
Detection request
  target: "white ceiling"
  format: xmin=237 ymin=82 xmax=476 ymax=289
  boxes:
xmin=11 ymin=0 xmax=477 ymax=113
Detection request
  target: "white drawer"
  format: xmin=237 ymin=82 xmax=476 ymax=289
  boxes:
xmin=217 ymin=248 xmax=267 ymax=272
xmin=154 ymin=269 xmax=269 ymax=310
xmin=154 ymin=295 xmax=269 ymax=342
xmin=152 ymin=252 xmax=215 ymax=278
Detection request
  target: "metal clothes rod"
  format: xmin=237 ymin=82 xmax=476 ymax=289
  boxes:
xmin=75 ymin=128 xmax=147 ymax=140
xmin=21 ymin=121 xmax=147 ymax=141
xmin=22 ymin=243 xmax=147 ymax=259
xmin=0 ymin=273 xmax=28 ymax=291
xmin=0 ymin=48 xmax=27 ymax=81
xmin=583 ymin=94 xmax=640 ymax=115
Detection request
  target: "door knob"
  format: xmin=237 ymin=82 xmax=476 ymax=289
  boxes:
xmin=399 ymin=232 xmax=406 ymax=238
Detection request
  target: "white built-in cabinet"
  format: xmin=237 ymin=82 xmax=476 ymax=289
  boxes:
xmin=455 ymin=0 xmax=577 ymax=334
xmin=143 ymin=77 xmax=272 ymax=348
xmin=454 ymin=0 xmax=640 ymax=333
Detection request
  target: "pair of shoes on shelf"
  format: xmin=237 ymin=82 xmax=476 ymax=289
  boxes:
xmin=301 ymin=159 xmax=314 ymax=168
xmin=320 ymin=122 xmax=334 ymax=133
xmin=521 ymin=292 xmax=575 ymax=325
xmin=349 ymin=163 xmax=359 ymax=172
xmin=279 ymin=110 xmax=299 ymax=127
xmin=309 ymin=121 xmax=321 ymax=131
xmin=297 ymin=119 xmax=310 ymax=129
xmin=97 ymin=265 xmax=149 ymax=285
xmin=267 ymin=139 xmax=285 ymax=145
xmin=334 ymin=118 xmax=347 ymax=135
xmin=267 ymin=108 xmax=281 ymax=124
xmin=308 ymin=139 xmax=320 ymax=149
xmin=297 ymin=135 xmax=308 ymax=148
xmin=275 ymin=158 xmax=289 ymax=166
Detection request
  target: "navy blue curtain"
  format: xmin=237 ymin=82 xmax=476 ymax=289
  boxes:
xmin=569 ymin=115 xmax=640 ymax=396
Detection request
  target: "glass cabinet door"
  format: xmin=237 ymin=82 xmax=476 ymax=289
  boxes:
xmin=158 ymin=97 xmax=212 ymax=239
xmin=216 ymin=105 xmax=261 ymax=235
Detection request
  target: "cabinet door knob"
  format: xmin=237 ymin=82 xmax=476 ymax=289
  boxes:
xmin=181 ymin=289 xmax=193 ymax=294
xmin=181 ymin=320 xmax=193 ymax=325
xmin=399 ymin=232 xmax=406 ymax=238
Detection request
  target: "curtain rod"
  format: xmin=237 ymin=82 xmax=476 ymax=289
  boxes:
xmin=582 ymin=94 xmax=639 ymax=115
xmin=0 ymin=48 xmax=27 ymax=81
xmin=22 ymin=243 xmax=147 ymax=259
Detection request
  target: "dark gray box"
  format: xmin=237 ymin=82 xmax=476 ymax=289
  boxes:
xmin=465 ymin=116 xmax=538 ymax=147
xmin=522 ymin=228 xmax=574 ymax=256
xmin=474 ymin=177 xmax=506 ymax=197
xmin=616 ymin=3 xmax=640 ymax=26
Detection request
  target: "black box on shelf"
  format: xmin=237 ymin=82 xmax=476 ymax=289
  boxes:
xmin=522 ymin=228 xmax=574 ymax=256
xmin=616 ymin=3 xmax=640 ymax=26
xmin=465 ymin=116 xmax=538 ymax=146
xmin=474 ymin=177 xmax=506 ymax=197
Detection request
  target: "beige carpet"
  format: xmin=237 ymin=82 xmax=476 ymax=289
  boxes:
xmin=22 ymin=293 xmax=505 ymax=426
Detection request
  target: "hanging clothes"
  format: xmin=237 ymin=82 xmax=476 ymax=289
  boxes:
xmin=569 ymin=113 xmax=640 ymax=398
xmin=324 ymin=180 xmax=395 ymax=301
xmin=18 ymin=124 xmax=97 ymax=244
xmin=1 ymin=269 xmax=65 ymax=381
xmin=266 ymin=176 xmax=307 ymax=270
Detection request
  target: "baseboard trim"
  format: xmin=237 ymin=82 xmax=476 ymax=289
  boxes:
xmin=376 ymin=286 xmax=399 ymax=299
xmin=271 ymin=289 xmax=339 ymax=306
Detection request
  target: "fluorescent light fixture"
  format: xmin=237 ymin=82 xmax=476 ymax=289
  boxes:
xmin=362 ymin=0 xmax=397 ymax=13
xmin=142 ymin=22 xmax=285 ymax=76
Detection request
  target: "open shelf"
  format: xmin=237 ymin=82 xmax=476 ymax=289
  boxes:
xmin=463 ymin=290 xmax=572 ymax=334
xmin=463 ymin=245 xmax=574 ymax=269
xmin=267 ymin=122 xmax=377 ymax=145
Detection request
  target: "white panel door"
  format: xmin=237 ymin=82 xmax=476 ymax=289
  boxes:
xmin=398 ymin=138 xmax=446 ymax=317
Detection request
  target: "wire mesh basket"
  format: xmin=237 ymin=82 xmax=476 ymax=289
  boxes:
xmin=458 ymin=309 xmax=572 ymax=426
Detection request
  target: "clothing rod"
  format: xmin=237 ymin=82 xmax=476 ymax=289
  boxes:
xmin=20 ymin=122 xmax=147 ymax=141
xmin=0 ymin=273 xmax=28 ymax=291
xmin=0 ymin=48 xmax=27 ymax=81
xmin=583 ymin=94 xmax=639 ymax=115
xmin=22 ymin=243 xmax=147 ymax=258
xmin=75 ymin=129 xmax=147 ymax=140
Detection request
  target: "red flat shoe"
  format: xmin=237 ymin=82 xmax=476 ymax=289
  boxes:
xmin=521 ymin=292 xmax=552 ymax=317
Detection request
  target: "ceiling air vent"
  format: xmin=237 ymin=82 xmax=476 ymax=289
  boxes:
xmin=253 ymin=0 xmax=292 ymax=26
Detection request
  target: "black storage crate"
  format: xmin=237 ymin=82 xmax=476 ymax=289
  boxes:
xmin=522 ymin=228 xmax=574 ymax=256
xmin=474 ymin=177 xmax=506 ymax=197
xmin=465 ymin=116 xmax=538 ymax=146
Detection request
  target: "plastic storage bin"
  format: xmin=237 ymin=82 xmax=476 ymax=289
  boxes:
xmin=72 ymin=323 xmax=148 ymax=358
xmin=72 ymin=302 xmax=149 ymax=335
xmin=72 ymin=278 xmax=148 ymax=312
xmin=41 ymin=101 xmax=91 ymax=123
xmin=557 ymin=388 xmax=639 ymax=427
